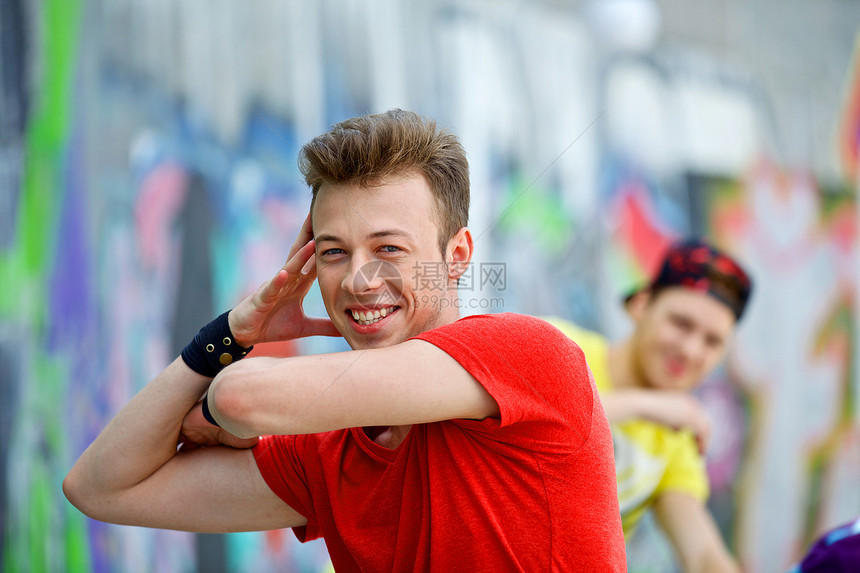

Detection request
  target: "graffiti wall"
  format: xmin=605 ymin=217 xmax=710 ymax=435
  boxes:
xmin=2 ymin=1 xmax=858 ymax=572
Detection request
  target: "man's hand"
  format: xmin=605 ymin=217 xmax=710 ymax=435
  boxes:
xmin=228 ymin=213 xmax=341 ymax=347
xmin=640 ymin=390 xmax=712 ymax=455
xmin=178 ymin=400 xmax=259 ymax=452
xmin=603 ymin=389 xmax=712 ymax=454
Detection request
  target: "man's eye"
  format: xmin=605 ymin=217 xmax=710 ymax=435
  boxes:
xmin=321 ymin=248 xmax=345 ymax=256
xmin=380 ymin=245 xmax=401 ymax=253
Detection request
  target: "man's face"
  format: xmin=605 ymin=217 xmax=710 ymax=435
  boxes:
xmin=630 ymin=287 xmax=736 ymax=391
xmin=312 ymin=173 xmax=460 ymax=350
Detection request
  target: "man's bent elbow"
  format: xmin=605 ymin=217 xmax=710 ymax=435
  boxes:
xmin=62 ymin=470 xmax=82 ymax=511
xmin=62 ymin=466 xmax=104 ymax=522
xmin=209 ymin=363 xmax=266 ymax=438
xmin=63 ymin=462 xmax=130 ymax=524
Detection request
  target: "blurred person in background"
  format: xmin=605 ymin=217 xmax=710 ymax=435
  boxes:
xmin=63 ymin=109 xmax=626 ymax=571
xmin=548 ymin=238 xmax=752 ymax=573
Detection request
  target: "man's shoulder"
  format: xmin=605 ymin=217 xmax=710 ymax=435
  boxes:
xmin=412 ymin=313 xmax=588 ymax=380
xmin=453 ymin=312 xmax=556 ymax=327
xmin=425 ymin=313 xmax=582 ymax=351
xmin=539 ymin=317 xmax=615 ymax=391
xmin=418 ymin=313 xmax=566 ymax=338
xmin=541 ymin=316 xmax=607 ymax=347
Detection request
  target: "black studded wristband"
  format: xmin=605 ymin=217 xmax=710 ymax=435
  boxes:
xmin=180 ymin=311 xmax=254 ymax=378
xmin=200 ymin=395 xmax=221 ymax=427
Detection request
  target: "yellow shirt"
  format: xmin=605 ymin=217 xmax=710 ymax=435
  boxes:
xmin=545 ymin=317 xmax=709 ymax=538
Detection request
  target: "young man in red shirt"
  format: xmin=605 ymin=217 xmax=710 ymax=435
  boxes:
xmin=64 ymin=110 xmax=626 ymax=571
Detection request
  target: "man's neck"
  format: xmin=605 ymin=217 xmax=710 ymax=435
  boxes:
xmin=607 ymin=338 xmax=642 ymax=390
xmin=366 ymin=425 xmax=412 ymax=449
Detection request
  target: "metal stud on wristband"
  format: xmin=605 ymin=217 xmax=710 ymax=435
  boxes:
xmin=181 ymin=311 xmax=254 ymax=378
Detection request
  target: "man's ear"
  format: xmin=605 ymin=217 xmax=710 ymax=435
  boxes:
xmin=625 ymin=290 xmax=652 ymax=322
xmin=446 ymin=227 xmax=474 ymax=280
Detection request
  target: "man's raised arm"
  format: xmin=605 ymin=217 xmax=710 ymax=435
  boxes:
xmin=204 ymin=337 xmax=500 ymax=440
xmin=63 ymin=216 xmax=338 ymax=532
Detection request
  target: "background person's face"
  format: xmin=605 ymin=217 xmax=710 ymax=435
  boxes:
xmin=312 ymin=173 xmax=458 ymax=350
xmin=630 ymin=287 xmax=736 ymax=391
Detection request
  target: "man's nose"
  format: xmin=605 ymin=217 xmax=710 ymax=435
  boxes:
xmin=678 ymin=334 xmax=706 ymax=365
xmin=341 ymin=255 xmax=385 ymax=294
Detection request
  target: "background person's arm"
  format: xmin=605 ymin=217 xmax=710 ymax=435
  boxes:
xmin=601 ymin=389 xmax=712 ymax=454
xmin=654 ymin=491 xmax=741 ymax=573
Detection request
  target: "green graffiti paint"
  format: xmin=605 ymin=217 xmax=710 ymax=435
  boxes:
xmin=0 ymin=0 xmax=82 ymax=322
xmin=64 ymin=508 xmax=92 ymax=572
xmin=496 ymin=175 xmax=572 ymax=253
xmin=1 ymin=1 xmax=86 ymax=572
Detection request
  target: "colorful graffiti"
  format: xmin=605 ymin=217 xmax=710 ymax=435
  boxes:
xmin=3 ymin=2 xmax=859 ymax=572
xmin=714 ymin=161 xmax=859 ymax=571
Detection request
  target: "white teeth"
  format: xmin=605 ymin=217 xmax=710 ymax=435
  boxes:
xmin=351 ymin=306 xmax=395 ymax=325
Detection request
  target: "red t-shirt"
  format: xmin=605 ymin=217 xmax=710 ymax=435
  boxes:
xmin=253 ymin=313 xmax=626 ymax=571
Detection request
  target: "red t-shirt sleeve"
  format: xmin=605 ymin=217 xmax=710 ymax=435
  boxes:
xmin=413 ymin=313 xmax=596 ymax=454
xmin=252 ymin=433 xmax=321 ymax=541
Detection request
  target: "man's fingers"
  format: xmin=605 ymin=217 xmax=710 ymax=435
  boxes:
xmin=285 ymin=240 xmax=316 ymax=276
xmin=257 ymin=270 xmax=290 ymax=304
xmin=691 ymin=414 xmax=710 ymax=455
xmin=700 ymin=421 xmax=711 ymax=454
xmin=217 ymin=431 xmax=260 ymax=449
xmin=258 ymin=242 xmax=314 ymax=305
xmin=287 ymin=213 xmax=314 ymax=259
xmin=301 ymin=253 xmax=317 ymax=276
xmin=177 ymin=433 xmax=199 ymax=452
xmin=305 ymin=317 xmax=342 ymax=338
xmin=695 ymin=432 xmax=706 ymax=456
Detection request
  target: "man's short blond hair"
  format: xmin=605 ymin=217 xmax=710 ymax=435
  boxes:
xmin=300 ymin=109 xmax=470 ymax=254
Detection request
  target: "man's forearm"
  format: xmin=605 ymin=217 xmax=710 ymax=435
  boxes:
xmin=600 ymin=389 xmax=648 ymax=423
xmin=690 ymin=549 xmax=740 ymax=573
xmin=205 ymin=339 xmax=499 ymax=440
xmin=656 ymin=492 xmax=740 ymax=573
xmin=63 ymin=358 xmax=210 ymax=517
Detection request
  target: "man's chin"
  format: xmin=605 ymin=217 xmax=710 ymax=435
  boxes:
xmin=663 ymin=377 xmax=695 ymax=392
xmin=343 ymin=331 xmax=404 ymax=350
xmin=646 ymin=374 xmax=690 ymax=391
